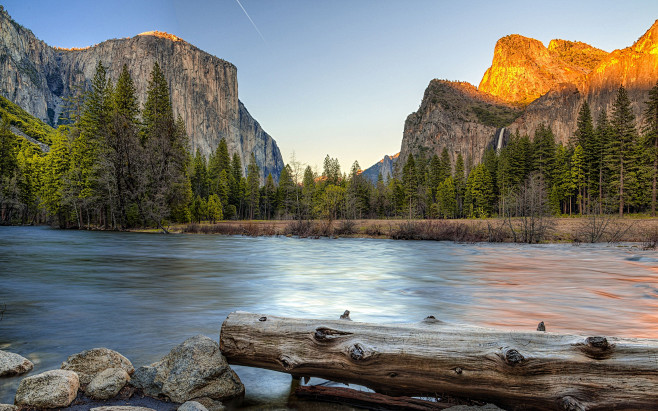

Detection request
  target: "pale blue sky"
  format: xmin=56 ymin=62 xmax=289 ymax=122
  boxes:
xmin=5 ymin=1 xmax=658 ymax=172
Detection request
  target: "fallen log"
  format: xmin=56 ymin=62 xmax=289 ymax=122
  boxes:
xmin=219 ymin=311 xmax=658 ymax=410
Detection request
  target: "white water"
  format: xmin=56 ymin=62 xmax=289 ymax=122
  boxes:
xmin=496 ymin=127 xmax=505 ymax=152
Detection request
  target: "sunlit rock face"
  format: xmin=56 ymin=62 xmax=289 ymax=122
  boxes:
xmin=479 ymin=35 xmax=608 ymax=106
xmin=397 ymin=20 xmax=658 ymax=172
xmin=0 ymin=7 xmax=283 ymax=180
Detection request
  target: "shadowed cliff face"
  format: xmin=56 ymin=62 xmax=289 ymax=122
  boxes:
xmin=398 ymin=19 xmax=658 ymax=173
xmin=0 ymin=7 xmax=283 ymax=181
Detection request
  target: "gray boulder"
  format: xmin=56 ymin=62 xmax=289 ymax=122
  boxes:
xmin=130 ymin=335 xmax=243 ymax=403
xmin=0 ymin=404 xmax=18 ymax=411
xmin=0 ymin=350 xmax=33 ymax=377
xmin=14 ymin=369 xmax=79 ymax=408
xmin=178 ymin=401 xmax=209 ymax=411
xmin=86 ymin=367 xmax=130 ymax=400
xmin=61 ymin=347 xmax=134 ymax=385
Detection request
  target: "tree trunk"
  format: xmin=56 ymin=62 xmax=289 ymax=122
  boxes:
xmin=220 ymin=312 xmax=658 ymax=411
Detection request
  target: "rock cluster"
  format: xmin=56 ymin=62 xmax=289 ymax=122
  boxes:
xmin=3 ymin=336 xmax=242 ymax=410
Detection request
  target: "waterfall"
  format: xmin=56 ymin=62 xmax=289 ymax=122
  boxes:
xmin=496 ymin=127 xmax=505 ymax=153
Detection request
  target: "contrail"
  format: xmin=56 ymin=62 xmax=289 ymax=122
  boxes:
xmin=234 ymin=0 xmax=266 ymax=43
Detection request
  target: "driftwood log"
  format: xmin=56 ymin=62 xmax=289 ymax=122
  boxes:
xmin=219 ymin=311 xmax=658 ymax=410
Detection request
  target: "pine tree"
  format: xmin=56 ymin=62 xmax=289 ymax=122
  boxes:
xmin=532 ymin=124 xmax=557 ymax=185
xmin=301 ymin=165 xmax=315 ymax=219
xmin=465 ymin=164 xmax=495 ymax=218
xmin=607 ymin=85 xmax=638 ymax=216
xmin=453 ymin=153 xmax=466 ymax=217
xmin=246 ymin=153 xmax=260 ymax=219
xmin=402 ymin=154 xmax=418 ymax=218
xmin=436 ymin=176 xmax=457 ymax=219
xmin=140 ymin=62 xmax=190 ymax=230
xmin=643 ymin=80 xmax=658 ymax=215
xmin=570 ymin=145 xmax=586 ymax=214
xmin=594 ymin=111 xmax=612 ymax=212
xmin=573 ymin=102 xmax=595 ymax=211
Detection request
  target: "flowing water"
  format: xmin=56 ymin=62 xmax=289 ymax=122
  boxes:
xmin=1 ymin=226 xmax=657 ymax=406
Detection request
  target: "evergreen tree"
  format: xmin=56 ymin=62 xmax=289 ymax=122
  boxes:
xmin=246 ymin=153 xmax=260 ymax=219
xmin=465 ymin=163 xmax=495 ymax=218
xmin=301 ymin=165 xmax=315 ymax=219
xmin=140 ymin=62 xmax=190 ymax=230
xmin=454 ymin=153 xmax=466 ymax=217
xmin=607 ymin=85 xmax=638 ymax=216
xmin=436 ymin=176 xmax=457 ymax=219
xmin=532 ymin=124 xmax=557 ymax=185
xmin=643 ymin=80 xmax=658 ymax=215
xmin=402 ymin=154 xmax=418 ymax=218
xmin=206 ymin=193 xmax=223 ymax=222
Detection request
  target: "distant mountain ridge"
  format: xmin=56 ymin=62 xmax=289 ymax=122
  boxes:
xmin=361 ymin=152 xmax=399 ymax=183
xmin=392 ymin=19 xmax=658 ymax=174
xmin=0 ymin=6 xmax=284 ymax=180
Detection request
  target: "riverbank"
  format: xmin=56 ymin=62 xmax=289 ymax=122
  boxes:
xmin=145 ymin=217 xmax=658 ymax=245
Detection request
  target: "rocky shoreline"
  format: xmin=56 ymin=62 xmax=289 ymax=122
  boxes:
xmin=0 ymin=336 xmax=242 ymax=411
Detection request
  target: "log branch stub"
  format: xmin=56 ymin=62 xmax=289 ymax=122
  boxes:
xmin=349 ymin=343 xmax=378 ymax=362
xmin=558 ymin=395 xmax=586 ymax=411
xmin=502 ymin=348 xmax=525 ymax=366
xmin=340 ymin=310 xmax=352 ymax=321
xmin=454 ymin=367 xmax=463 ymax=375
xmin=258 ymin=316 xmax=267 ymax=322
xmin=313 ymin=327 xmax=352 ymax=342
xmin=537 ymin=321 xmax=546 ymax=332
xmin=586 ymin=336 xmax=609 ymax=349
xmin=577 ymin=336 xmax=614 ymax=360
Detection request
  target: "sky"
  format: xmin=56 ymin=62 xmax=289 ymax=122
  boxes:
xmin=4 ymin=0 xmax=658 ymax=173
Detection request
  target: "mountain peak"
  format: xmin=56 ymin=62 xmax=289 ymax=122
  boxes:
xmin=137 ymin=31 xmax=185 ymax=42
xmin=479 ymin=33 xmax=607 ymax=105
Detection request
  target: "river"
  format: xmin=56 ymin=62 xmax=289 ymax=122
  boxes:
xmin=1 ymin=226 xmax=657 ymax=406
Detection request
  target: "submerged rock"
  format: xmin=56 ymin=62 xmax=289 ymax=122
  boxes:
xmin=189 ymin=397 xmax=225 ymax=411
xmin=90 ymin=407 xmax=157 ymax=411
xmin=61 ymin=347 xmax=134 ymax=385
xmin=14 ymin=369 xmax=79 ymax=408
xmin=0 ymin=350 xmax=33 ymax=377
xmin=130 ymin=335 xmax=243 ymax=403
xmin=86 ymin=367 xmax=131 ymax=400
xmin=178 ymin=401 xmax=209 ymax=411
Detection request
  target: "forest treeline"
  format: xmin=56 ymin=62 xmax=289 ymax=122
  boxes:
xmin=1 ymin=60 xmax=658 ymax=229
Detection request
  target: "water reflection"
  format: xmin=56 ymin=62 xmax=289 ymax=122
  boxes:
xmin=0 ymin=227 xmax=657 ymax=405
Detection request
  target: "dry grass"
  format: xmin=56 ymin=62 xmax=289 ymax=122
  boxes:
xmin=164 ymin=217 xmax=658 ymax=243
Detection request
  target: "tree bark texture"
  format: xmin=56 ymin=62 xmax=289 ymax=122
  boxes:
xmin=219 ymin=311 xmax=658 ymax=411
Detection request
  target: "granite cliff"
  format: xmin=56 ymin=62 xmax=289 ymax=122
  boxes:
xmin=397 ymin=19 xmax=658 ymax=174
xmin=361 ymin=152 xmax=399 ymax=183
xmin=0 ymin=7 xmax=283 ymax=180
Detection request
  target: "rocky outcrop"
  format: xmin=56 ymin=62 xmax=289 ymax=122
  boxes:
xmin=399 ymin=80 xmax=519 ymax=170
xmin=14 ymin=369 xmax=79 ymax=408
xmin=361 ymin=152 xmax=399 ymax=183
xmin=0 ymin=404 xmax=17 ymax=411
xmin=61 ymin=347 xmax=134 ymax=385
xmin=0 ymin=350 xmax=33 ymax=377
xmin=399 ymin=19 xmax=658 ymax=171
xmin=130 ymin=335 xmax=243 ymax=403
xmin=86 ymin=367 xmax=131 ymax=400
xmin=0 ymin=6 xmax=284 ymax=181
